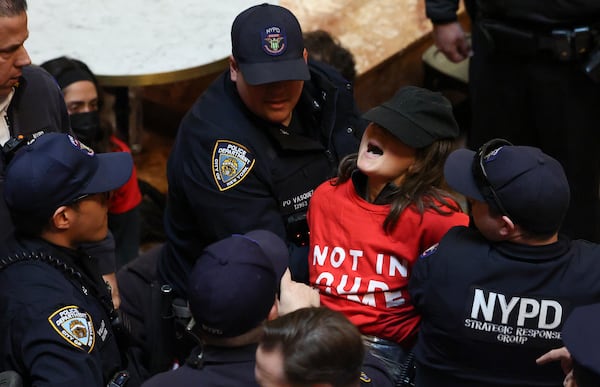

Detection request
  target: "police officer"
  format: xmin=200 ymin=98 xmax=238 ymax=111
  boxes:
xmin=142 ymin=230 xmax=288 ymax=386
xmin=408 ymin=139 xmax=600 ymax=386
xmin=425 ymin=0 xmax=600 ymax=242
xmin=143 ymin=231 xmax=393 ymax=387
xmin=0 ymin=0 xmax=121 ymax=309
xmin=159 ymin=2 xmax=363 ymax=294
xmin=0 ymin=133 xmax=135 ymax=386
xmin=117 ymin=4 xmax=364 ymax=377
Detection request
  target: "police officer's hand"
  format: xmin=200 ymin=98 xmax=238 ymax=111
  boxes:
xmin=277 ymin=269 xmax=320 ymax=316
xmin=432 ymin=21 xmax=471 ymax=63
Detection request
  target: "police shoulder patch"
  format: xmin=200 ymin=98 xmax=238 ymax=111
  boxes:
xmin=48 ymin=305 xmax=95 ymax=353
xmin=212 ymin=140 xmax=255 ymax=191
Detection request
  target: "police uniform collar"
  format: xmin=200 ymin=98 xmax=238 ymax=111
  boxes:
xmin=186 ymin=343 xmax=258 ymax=369
xmin=18 ymin=237 xmax=113 ymax=310
xmin=493 ymin=234 xmax=571 ymax=262
xmin=265 ymin=115 xmax=324 ymax=152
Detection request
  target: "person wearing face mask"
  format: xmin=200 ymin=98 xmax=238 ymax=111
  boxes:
xmin=41 ymin=56 xmax=143 ymax=269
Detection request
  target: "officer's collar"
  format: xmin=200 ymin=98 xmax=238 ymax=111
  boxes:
xmin=186 ymin=343 xmax=258 ymax=369
xmin=494 ymin=234 xmax=571 ymax=262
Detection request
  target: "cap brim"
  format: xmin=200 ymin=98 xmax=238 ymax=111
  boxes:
xmin=244 ymin=229 xmax=289 ymax=280
xmin=444 ymin=148 xmax=484 ymax=201
xmin=362 ymin=106 xmax=434 ymax=148
xmin=239 ymin=58 xmax=310 ymax=85
xmin=82 ymin=152 xmax=133 ymax=194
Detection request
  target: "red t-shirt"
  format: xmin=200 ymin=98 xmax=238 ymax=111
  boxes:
xmin=108 ymin=135 xmax=142 ymax=214
xmin=307 ymin=178 xmax=469 ymax=345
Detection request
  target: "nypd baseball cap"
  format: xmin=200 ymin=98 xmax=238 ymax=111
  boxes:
xmin=444 ymin=141 xmax=570 ymax=234
xmin=231 ymin=3 xmax=310 ymax=85
xmin=188 ymin=229 xmax=289 ymax=338
xmin=563 ymin=303 xmax=600 ymax=377
xmin=362 ymin=86 xmax=460 ymax=148
xmin=4 ymin=132 xmax=133 ymax=219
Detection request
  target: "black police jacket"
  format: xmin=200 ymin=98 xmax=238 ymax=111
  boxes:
xmin=426 ymin=0 xmax=600 ymax=25
xmin=408 ymin=226 xmax=600 ymax=386
xmin=0 ymin=65 xmax=70 ymax=243
xmin=160 ymin=60 xmax=365 ymax=296
xmin=142 ymin=344 xmax=259 ymax=386
xmin=0 ymin=238 xmax=124 ymax=386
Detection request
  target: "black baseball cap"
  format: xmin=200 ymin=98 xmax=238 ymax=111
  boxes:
xmin=4 ymin=133 xmax=133 ymax=219
xmin=231 ymin=3 xmax=310 ymax=85
xmin=362 ymin=86 xmax=460 ymax=148
xmin=188 ymin=230 xmax=289 ymax=338
xmin=444 ymin=142 xmax=570 ymax=234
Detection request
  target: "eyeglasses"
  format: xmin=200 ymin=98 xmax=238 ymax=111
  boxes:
xmin=471 ymin=138 xmax=513 ymax=217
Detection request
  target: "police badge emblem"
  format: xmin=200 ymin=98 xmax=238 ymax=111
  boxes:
xmin=262 ymin=26 xmax=287 ymax=56
xmin=48 ymin=305 xmax=95 ymax=352
xmin=212 ymin=140 xmax=255 ymax=191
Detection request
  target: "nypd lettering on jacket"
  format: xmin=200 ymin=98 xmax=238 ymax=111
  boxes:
xmin=465 ymin=287 xmax=563 ymax=346
xmin=212 ymin=140 xmax=255 ymax=191
xmin=312 ymin=244 xmax=408 ymax=308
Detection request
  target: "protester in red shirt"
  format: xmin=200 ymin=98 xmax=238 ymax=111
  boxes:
xmin=307 ymin=86 xmax=469 ymax=383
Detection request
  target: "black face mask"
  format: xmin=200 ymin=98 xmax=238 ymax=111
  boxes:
xmin=69 ymin=111 xmax=101 ymax=146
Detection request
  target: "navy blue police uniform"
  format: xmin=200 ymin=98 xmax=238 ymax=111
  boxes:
xmin=0 ymin=65 xmax=116 ymax=277
xmin=159 ymin=59 xmax=364 ymax=296
xmin=425 ymin=0 xmax=600 ymax=242
xmin=408 ymin=226 xmax=600 ymax=386
xmin=0 ymin=238 xmax=125 ymax=386
xmin=142 ymin=344 xmax=259 ymax=387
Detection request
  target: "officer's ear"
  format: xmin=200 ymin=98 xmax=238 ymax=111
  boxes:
xmin=498 ymin=215 xmax=516 ymax=238
xmin=303 ymin=48 xmax=308 ymax=63
xmin=229 ymin=56 xmax=240 ymax=82
xmin=50 ymin=206 xmax=72 ymax=230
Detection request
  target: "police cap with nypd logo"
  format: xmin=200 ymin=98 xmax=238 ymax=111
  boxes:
xmin=4 ymin=132 xmax=133 ymax=219
xmin=231 ymin=3 xmax=310 ymax=85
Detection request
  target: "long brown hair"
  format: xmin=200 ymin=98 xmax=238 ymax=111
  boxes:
xmin=335 ymin=138 xmax=462 ymax=233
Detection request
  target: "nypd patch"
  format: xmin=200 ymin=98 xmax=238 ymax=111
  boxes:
xmin=48 ymin=305 xmax=95 ymax=353
xmin=262 ymin=26 xmax=287 ymax=56
xmin=68 ymin=134 xmax=94 ymax=156
xmin=212 ymin=140 xmax=255 ymax=191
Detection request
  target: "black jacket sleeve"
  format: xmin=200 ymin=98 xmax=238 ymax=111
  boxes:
xmin=425 ymin=0 xmax=461 ymax=24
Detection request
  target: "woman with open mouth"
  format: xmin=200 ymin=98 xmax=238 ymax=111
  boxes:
xmin=307 ymin=85 xmax=469 ymax=385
